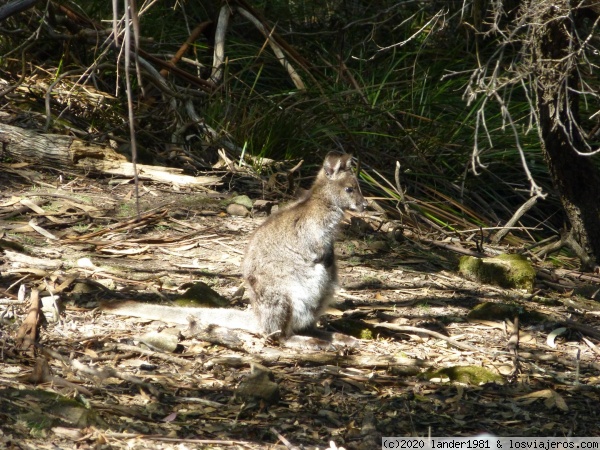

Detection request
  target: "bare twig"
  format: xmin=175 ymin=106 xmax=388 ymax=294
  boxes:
xmin=123 ymin=0 xmax=140 ymax=219
xmin=491 ymin=191 xmax=545 ymax=244
xmin=369 ymin=8 xmax=446 ymax=58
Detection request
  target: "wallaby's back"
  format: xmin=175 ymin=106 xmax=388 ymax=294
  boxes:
xmin=242 ymin=152 xmax=367 ymax=337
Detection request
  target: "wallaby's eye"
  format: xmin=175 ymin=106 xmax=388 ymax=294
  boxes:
xmin=345 ymin=187 xmax=354 ymax=193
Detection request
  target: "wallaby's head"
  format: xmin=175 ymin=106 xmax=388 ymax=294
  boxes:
xmin=315 ymin=152 xmax=368 ymax=212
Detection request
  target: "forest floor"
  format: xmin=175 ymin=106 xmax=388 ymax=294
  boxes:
xmin=1 ymin=165 xmax=600 ymax=450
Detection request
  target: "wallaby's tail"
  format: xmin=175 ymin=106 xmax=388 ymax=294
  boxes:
xmin=100 ymin=301 xmax=260 ymax=332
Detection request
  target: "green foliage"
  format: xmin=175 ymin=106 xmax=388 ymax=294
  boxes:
xmin=0 ymin=0 xmax=585 ymax=249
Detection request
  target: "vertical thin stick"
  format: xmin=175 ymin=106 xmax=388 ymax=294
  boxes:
xmin=123 ymin=0 xmax=140 ymax=218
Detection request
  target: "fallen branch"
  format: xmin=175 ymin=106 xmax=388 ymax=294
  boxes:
xmin=181 ymin=323 xmax=426 ymax=371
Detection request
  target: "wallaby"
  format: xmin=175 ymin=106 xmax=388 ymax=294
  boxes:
xmin=101 ymin=152 xmax=367 ymax=347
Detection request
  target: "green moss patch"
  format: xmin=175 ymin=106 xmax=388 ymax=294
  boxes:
xmin=459 ymin=253 xmax=536 ymax=292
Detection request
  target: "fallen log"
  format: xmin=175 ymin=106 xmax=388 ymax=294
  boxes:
xmin=0 ymin=122 xmax=220 ymax=187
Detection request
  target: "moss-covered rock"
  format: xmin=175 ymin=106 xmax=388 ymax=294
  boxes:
xmin=423 ymin=365 xmax=504 ymax=385
xmin=459 ymin=253 xmax=535 ymax=292
xmin=227 ymin=194 xmax=254 ymax=209
xmin=328 ymin=319 xmax=375 ymax=340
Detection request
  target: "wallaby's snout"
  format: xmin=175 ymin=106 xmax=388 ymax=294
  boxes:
xmin=355 ymin=194 xmax=369 ymax=212
xmin=344 ymin=183 xmax=367 ymax=212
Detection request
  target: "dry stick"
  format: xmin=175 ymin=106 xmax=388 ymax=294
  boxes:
xmin=123 ymin=3 xmax=140 ymax=220
xmin=375 ymin=323 xmax=497 ymax=354
xmin=78 ymin=270 xmax=162 ymax=286
xmin=210 ymin=5 xmax=231 ymax=85
xmin=134 ymin=55 xmax=189 ymax=99
xmin=403 ymin=231 xmax=486 ymax=257
xmin=394 ymin=161 xmax=408 ymax=208
xmin=532 ymin=229 xmax=596 ymax=270
xmin=159 ymin=20 xmax=212 ymax=78
xmin=561 ymin=230 xmax=596 ymax=270
xmin=237 ymin=7 xmax=305 ymax=90
xmin=582 ymin=337 xmax=600 ymax=356
xmin=0 ymin=41 xmax=33 ymax=97
xmin=491 ymin=192 xmax=544 ymax=244
xmin=0 ymin=198 xmax=45 ymax=219
xmin=0 ymin=299 xmax=23 ymax=305
xmin=129 ymin=0 xmax=144 ymax=99
xmin=550 ymin=267 xmax=600 ymax=285
xmin=563 ymin=319 xmax=600 ymax=341
xmin=519 ymin=351 xmax=600 ymax=373
xmin=456 ymin=226 xmax=541 ymax=234
xmin=4 ymin=275 xmax=30 ymax=297
xmin=44 ymin=68 xmax=89 ymax=131
xmin=28 ymin=356 xmax=93 ymax=396
xmin=110 ymin=343 xmax=191 ymax=366
xmin=136 ymin=48 xmax=214 ymax=91
xmin=270 ymin=428 xmax=295 ymax=450
xmin=532 ymin=238 xmax=564 ymax=261
xmin=103 ymin=433 xmax=252 ymax=446
xmin=70 ymin=358 xmax=161 ymax=396
xmin=172 ymin=397 xmax=225 ymax=408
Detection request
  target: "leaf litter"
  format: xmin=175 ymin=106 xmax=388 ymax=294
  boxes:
xmin=1 ymin=166 xmax=600 ymax=449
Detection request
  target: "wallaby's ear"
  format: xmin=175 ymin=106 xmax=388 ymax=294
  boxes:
xmin=323 ymin=152 xmax=352 ymax=179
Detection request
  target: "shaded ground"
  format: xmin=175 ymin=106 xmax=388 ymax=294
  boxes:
xmin=1 ymin=166 xmax=600 ymax=450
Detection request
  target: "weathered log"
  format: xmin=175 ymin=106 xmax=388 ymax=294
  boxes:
xmin=0 ymin=123 xmax=220 ymax=186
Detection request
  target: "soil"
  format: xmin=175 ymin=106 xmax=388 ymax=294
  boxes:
xmin=1 ymin=166 xmax=600 ymax=450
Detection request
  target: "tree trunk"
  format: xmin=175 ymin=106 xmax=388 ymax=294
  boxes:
xmin=532 ymin=1 xmax=600 ymax=270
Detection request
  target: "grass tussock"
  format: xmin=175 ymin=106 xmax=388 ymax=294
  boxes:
xmin=0 ymin=0 xmax=585 ymax=256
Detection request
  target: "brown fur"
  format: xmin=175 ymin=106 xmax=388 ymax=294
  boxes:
xmin=242 ymin=152 xmax=367 ymax=337
xmin=101 ymin=152 xmax=366 ymax=347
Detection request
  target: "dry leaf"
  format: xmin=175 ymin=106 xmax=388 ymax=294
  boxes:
xmin=546 ymin=327 xmax=567 ymax=348
xmin=0 ymin=196 xmax=22 ymax=207
xmin=20 ymin=198 xmax=45 ymax=214
xmin=28 ymin=219 xmax=58 ymax=240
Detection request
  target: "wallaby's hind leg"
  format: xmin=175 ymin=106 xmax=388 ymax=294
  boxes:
xmin=246 ymin=275 xmax=294 ymax=337
xmin=251 ymin=284 xmax=358 ymax=349
xmin=255 ymin=294 xmax=293 ymax=337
